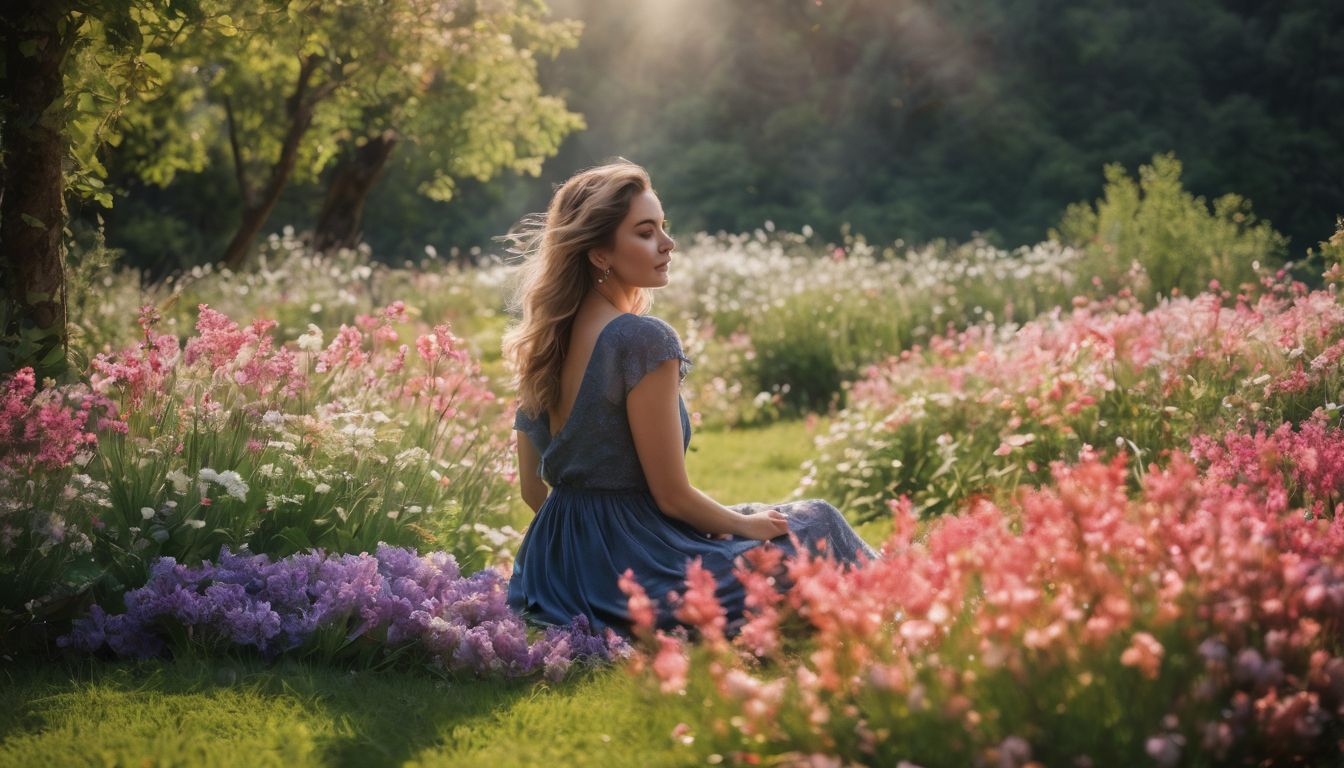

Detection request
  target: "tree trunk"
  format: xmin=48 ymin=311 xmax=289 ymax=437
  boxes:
xmin=0 ymin=3 xmax=79 ymax=374
xmin=312 ymin=130 xmax=399 ymax=253
xmin=220 ymin=54 xmax=335 ymax=271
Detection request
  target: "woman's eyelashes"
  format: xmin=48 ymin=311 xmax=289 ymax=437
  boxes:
xmin=639 ymin=224 xmax=671 ymax=239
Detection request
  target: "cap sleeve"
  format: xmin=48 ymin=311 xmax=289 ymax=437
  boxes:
xmin=615 ymin=316 xmax=693 ymax=402
xmin=512 ymin=404 xmax=546 ymax=450
xmin=513 ymin=405 xmax=533 ymax=432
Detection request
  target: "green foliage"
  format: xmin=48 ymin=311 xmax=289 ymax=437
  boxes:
xmin=1308 ymin=216 xmax=1344 ymax=279
xmin=1051 ymin=152 xmax=1290 ymax=306
xmin=60 ymin=2 xmax=207 ymax=205
xmin=0 ymin=303 xmax=69 ymax=381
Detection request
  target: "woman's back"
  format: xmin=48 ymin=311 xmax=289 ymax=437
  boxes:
xmin=512 ymin=312 xmax=693 ymax=492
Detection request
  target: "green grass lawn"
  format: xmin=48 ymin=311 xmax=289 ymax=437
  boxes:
xmin=1 ymin=418 xmax=883 ymax=768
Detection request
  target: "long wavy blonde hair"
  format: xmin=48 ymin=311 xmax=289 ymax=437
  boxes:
xmin=499 ymin=159 xmax=657 ymax=421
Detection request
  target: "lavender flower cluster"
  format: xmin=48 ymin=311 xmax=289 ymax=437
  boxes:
xmin=56 ymin=543 xmax=628 ymax=681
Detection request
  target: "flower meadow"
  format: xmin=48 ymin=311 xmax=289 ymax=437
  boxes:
xmin=70 ymin=224 xmax=1094 ymax=431
xmin=623 ymin=437 xmax=1344 ymax=766
xmin=2 ymin=294 xmax=523 ymax=659
xmin=797 ymin=268 xmax=1344 ymax=524
xmin=6 ymin=214 xmax=1344 ymax=762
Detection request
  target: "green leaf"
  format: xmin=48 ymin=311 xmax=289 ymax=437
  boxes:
xmin=61 ymin=557 xmax=105 ymax=589
xmin=39 ymin=344 xmax=66 ymax=366
xmin=19 ymin=214 xmax=46 ymax=229
xmin=278 ymin=526 xmax=313 ymax=552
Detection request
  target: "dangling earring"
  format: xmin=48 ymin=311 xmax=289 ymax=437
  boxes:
xmin=596 ymin=266 xmax=611 ymax=284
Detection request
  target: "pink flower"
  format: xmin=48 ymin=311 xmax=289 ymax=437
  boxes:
xmin=652 ymin=631 xmax=688 ymax=694
xmin=618 ymin=567 xmax=656 ymax=639
xmin=674 ymin=557 xmax=726 ymax=643
xmin=316 ymin=324 xmax=367 ymax=373
xmin=1120 ymin=631 xmax=1164 ymax=679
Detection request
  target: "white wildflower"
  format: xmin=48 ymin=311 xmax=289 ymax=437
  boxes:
xmin=296 ymin=324 xmax=324 ymax=352
xmin=198 ymin=468 xmax=250 ymax=501
xmin=166 ymin=469 xmax=191 ymax=494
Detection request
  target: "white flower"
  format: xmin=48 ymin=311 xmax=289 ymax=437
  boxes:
xmin=198 ymin=468 xmax=250 ymax=501
xmin=185 ymin=519 xmax=207 ymax=529
xmin=262 ymin=410 xmax=285 ymax=427
xmin=296 ymin=324 xmax=324 ymax=352
xmin=314 ymin=483 xmax=331 ymax=494
xmin=166 ymin=469 xmax=191 ymax=494
xmin=141 ymin=507 xmax=156 ymax=520
xmin=395 ymin=447 xmax=431 ymax=466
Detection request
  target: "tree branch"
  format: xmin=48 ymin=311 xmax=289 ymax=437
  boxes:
xmin=222 ymin=95 xmax=253 ymax=209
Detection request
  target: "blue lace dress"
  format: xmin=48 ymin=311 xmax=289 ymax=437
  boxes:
xmin=507 ymin=312 xmax=877 ymax=639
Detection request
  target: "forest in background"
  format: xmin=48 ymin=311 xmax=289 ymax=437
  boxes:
xmin=64 ymin=0 xmax=1344 ymax=274
xmin=82 ymin=0 xmax=1344 ymax=275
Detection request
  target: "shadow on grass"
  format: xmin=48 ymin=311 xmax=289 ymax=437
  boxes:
xmin=0 ymin=653 xmax=563 ymax=767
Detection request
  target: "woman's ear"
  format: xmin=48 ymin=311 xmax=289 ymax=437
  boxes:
xmin=587 ymin=245 xmax=610 ymax=272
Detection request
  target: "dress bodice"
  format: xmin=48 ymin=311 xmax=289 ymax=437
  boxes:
xmin=512 ymin=313 xmax=693 ymax=491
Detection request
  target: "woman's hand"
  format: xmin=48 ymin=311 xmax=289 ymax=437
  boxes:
xmin=731 ymin=507 xmax=789 ymax=541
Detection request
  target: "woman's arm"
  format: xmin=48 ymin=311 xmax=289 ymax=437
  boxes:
xmin=627 ymin=359 xmax=788 ymax=541
xmin=516 ymin=430 xmax=549 ymax=514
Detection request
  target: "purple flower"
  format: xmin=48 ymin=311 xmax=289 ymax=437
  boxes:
xmin=55 ymin=542 xmax=625 ymax=679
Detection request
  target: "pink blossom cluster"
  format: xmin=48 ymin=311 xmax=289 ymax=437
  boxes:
xmin=89 ymin=304 xmax=182 ymax=407
xmin=183 ymin=304 xmax=305 ymax=398
xmin=405 ymin=323 xmax=497 ymax=417
xmin=1 ymin=366 xmax=124 ymax=475
xmin=1189 ymin=410 xmax=1344 ymax=521
xmin=628 ymin=443 xmax=1344 ymax=764
xmin=853 ymin=281 xmax=1344 ymax=432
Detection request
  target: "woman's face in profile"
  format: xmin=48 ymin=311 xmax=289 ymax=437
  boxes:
xmin=599 ymin=188 xmax=675 ymax=288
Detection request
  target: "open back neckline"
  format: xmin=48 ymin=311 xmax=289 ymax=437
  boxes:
xmin=545 ymin=312 xmax=636 ymax=442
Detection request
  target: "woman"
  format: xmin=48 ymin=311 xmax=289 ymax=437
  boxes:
xmin=501 ymin=159 xmax=876 ymax=639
